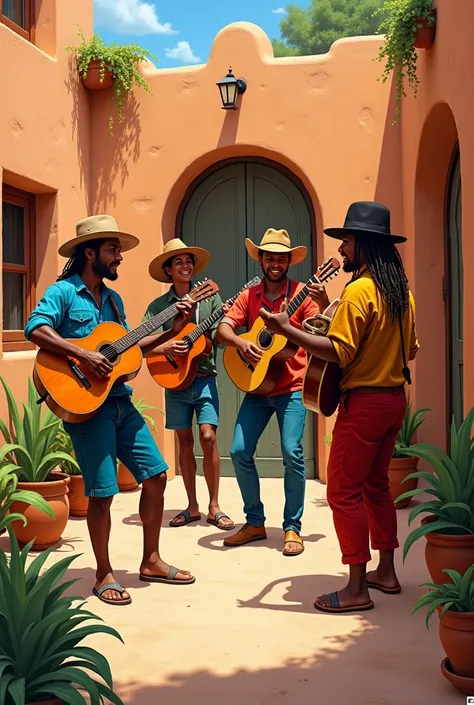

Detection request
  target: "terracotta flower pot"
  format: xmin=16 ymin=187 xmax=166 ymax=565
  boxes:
xmin=439 ymin=611 xmax=474 ymax=678
xmin=413 ymin=9 xmax=436 ymax=49
xmin=82 ymin=60 xmax=113 ymax=91
xmin=67 ymin=474 xmax=89 ymax=517
xmin=388 ymin=456 xmax=418 ymax=508
xmin=9 ymin=472 xmax=70 ymax=551
xmin=441 ymin=657 xmax=474 ymax=696
xmin=117 ymin=462 xmax=139 ymax=492
xmin=422 ymin=515 xmax=474 ymax=585
xmin=27 ymin=698 xmax=63 ymax=705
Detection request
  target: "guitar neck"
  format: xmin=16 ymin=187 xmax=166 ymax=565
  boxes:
xmin=285 ymin=273 xmax=321 ymax=318
xmin=186 ymin=290 xmax=241 ymax=344
xmin=112 ymin=302 xmax=182 ymax=354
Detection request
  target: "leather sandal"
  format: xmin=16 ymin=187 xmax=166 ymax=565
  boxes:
xmin=283 ymin=530 xmax=304 ymax=556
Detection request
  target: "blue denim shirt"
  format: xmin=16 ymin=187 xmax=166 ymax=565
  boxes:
xmin=24 ymin=273 xmax=132 ymax=396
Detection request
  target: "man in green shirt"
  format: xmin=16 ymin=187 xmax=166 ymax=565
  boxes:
xmin=143 ymin=239 xmax=234 ymax=530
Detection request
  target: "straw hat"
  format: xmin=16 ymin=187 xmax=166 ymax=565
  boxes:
xmin=149 ymin=238 xmax=211 ymax=283
xmin=58 ymin=215 xmax=140 ymax=258
xmin=245 ymin=228 xmax=307 ymax=265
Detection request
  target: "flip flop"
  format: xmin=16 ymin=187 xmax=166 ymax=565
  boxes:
xmin=169 ymin=510 xmax=201 ymax=527
xmin=207 ymin=511 xmax=235 ymax=531
xmin=92 ymin=580 xmax=132 ymax=606
xmin=314 ymin=591 xmax=374 ymax=614
xmin=282 ymin=530 xmax=304 ymax=556
xmin=366 ymin=573 xmax=402 ymax=594
xmin=139 ymin=565 xmax=196 ymax=585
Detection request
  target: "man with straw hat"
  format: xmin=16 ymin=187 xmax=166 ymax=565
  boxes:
xmin=143 ymin=238 xmax=234 ymax=531
xmin=25 ymin=215 xmax=197 ymax=606
xmin=259 ymin=201 xmax=420 ymax=613
xmin=216 ymin=228 xmax=321 ymax=556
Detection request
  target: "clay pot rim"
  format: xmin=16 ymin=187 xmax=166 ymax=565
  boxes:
xmin=421 ymin=514 xmax=474 ymax=544
xmin=440 ymin=656 xmax=474 ymax=688
xmin=441 ymin=610 xmax=474 ymax=624
xmin=16 ymin=472 xmax=71 ymax=492
xmin=389 ymin=455 xmax=419 ymax=466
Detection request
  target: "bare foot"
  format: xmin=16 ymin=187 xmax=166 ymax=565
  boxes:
xmin=283 ymin=530 xmax=304 ymax=556
xmin=140 ymin=557 xmax=193 ymax=582
xmin=366 ymin=568 xmax=401 ymax=592
xmin=315 ymin=584 xmax=372 ymax=611
xmin=207 ymin=507 xmax=234 ymax=528
xmin=94 ymin=572 xmax=131 ymax=603
xmin=169 ymin=507 xmax=200 ymax=526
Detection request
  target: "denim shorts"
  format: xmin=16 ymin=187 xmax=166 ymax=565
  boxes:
xmin=63 ymin=396 xmax=168 ymax=498
xmin=165 ymin=375 xmax=219 ymax=430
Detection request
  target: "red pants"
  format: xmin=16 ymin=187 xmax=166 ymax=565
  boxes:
xmin=327 ymin=387 xmax=406 ymax=565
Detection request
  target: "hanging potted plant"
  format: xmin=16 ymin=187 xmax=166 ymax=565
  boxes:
xmin=398 ymin=406 xmax=474 ymax=585
xmin=412 ymin=565 xmax=474 ymax=696
xmin=117 ymin=397 xmax=163 ymax=492
xmin=66 ymin=28 xmax=158 ymax=134
xmin=52 ymin=423 xmax=88 ymax=518
xmin=389 ymin=399 xmax=430 ymax=508
xmin=374 ymin=0 xmax=437 ymax=123
xmin=0 ymin=377 xmax=79 ymax=550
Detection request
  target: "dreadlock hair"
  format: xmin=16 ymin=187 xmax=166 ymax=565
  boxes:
xmin=56 ymin=239 xmax=107 ymax=282
xmin=353 ymin=234 xmax=409 ymax=321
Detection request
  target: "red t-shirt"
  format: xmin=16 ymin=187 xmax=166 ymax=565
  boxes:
xmin=223 ymin=278 xmax=318 ymax=396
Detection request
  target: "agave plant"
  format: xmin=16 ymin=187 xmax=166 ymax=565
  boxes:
xmin=0 ymin=464 xmax=55 ymax=534
xmin=392 ymin=398 xmax=430 ymax=458
xmin=412 ymin=564 xmax=474 ymax=628
xmin=398 ymin=406 xmax=474 ymax=560
xmin=0 ymin=377 xmax=80 ymax=483
xmin=133 ymin=396 xmax=163 ymax=434
xmin=0 ymin=528 xmax=124 ymax=704
xmin=52 ymin=423 xmax=81 ymax=476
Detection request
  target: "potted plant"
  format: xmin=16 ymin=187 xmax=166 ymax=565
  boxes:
xmin=0 ymin=528 xmax=124 ymax=704
xmin=374 ymin=0 xmax=437 ymax=123
xmin=117 ymin=397 xmax=163 ymax=492
xmin=0 ymin=463 xmax=55 ymax=537
xmin=389 ymin=399 xmax=430 ymax=507
xmin=66 ymin=28 xmax=157 ymax=134
xmin=0 ymin=377 xmax=79 ymax=550
xmin=53 ymin=424 xmax=88 ymax=518
xmin=412 ymin=565 xmax=474 ymax=695
xmin=398 ymin=407 xmax=474 ymax=585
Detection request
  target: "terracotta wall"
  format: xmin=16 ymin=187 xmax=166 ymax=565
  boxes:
xmin=89 ymin=22 xmax=400 ymax=479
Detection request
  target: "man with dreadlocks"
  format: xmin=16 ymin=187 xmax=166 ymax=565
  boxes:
xmin=25 ymin=215 xmax=197 ymax=606
xmin=260 ymin=202 xmax=420 ymax=614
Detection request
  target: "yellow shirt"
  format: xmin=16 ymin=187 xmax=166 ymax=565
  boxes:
xmin=327 ymin=270 xmax=420 ymax=390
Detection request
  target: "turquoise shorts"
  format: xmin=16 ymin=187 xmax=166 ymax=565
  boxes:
xmin=64 ymin=396 xmax=168 ymax=498
xmin=165 ymin=375 xmax=219 ymax=430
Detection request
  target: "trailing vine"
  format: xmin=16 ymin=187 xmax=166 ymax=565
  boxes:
xmin=373 ymin=0 xmax=435 ymax=124
xmin=66 ymin=28 xmax=158 ymax=134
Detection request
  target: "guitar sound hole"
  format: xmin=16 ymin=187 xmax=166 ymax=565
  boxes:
xmin=99 ymin=344 xmax=118 ymax=363
xmin=258 ymin=330 xmax=274 ymax=349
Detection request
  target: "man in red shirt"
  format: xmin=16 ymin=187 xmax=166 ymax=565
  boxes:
xmin=216 ymin=228 xmax=319 ymax=556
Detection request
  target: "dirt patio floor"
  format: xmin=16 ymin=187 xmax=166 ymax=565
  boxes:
xmin=10 ymin=476 xmax=465 ymax=704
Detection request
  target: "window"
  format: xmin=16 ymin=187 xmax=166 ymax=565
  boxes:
xmin=2 ymin=185 xmax=35 ymax=351
xmin=0 ymin=0 xmax=34 ymax=41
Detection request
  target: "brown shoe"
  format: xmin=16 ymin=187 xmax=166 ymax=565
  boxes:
xmin=223 ymin=523 xmax=267 ymax=547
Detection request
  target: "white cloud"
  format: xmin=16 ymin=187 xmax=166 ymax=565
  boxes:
xmin=272 ymin=7 xmax=287 ymax=14
xmin=94 ymin=0 xmax=177 ymax=35
xmin=165 ymin=41 xmax=201 ymax=64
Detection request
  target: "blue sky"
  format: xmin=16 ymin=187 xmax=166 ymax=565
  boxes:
xmin=93 ymin=0 xmax=303 ymax=69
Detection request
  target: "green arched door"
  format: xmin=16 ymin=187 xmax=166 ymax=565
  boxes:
xmin=180 ymin=161 xmax=316 ymax=477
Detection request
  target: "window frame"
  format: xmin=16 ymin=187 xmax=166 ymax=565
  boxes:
xmin=2 ymin=184 xmax=36 ymax=352
xmin=0 ymin=0 xmax=35 ymax=42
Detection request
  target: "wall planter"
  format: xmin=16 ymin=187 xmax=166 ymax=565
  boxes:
xmin=10 ymin=472 xmax=70 ymax=550
xmin=413 ymin=9 xmax=436 ymax=48
xmin=82 ymin=59 xmax=113 ymax=91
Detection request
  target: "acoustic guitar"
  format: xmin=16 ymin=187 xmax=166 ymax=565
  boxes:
xmin=301 ymin=298 xmax=342 ymax=417
xmin=146 ymin=276 xmax=261 ymax=392
xmin=33 ymin=279 xmax=219 ymax=423
xmin=222 ymin=257 xmax=341 ymax=395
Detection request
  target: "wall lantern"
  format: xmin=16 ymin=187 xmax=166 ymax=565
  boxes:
xmin=216 ymin=67 xmax=247 ymax=110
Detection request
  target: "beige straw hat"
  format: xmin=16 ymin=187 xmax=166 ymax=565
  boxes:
xmin=58 ymin=215 xmax=140 ymax=258
xmin=149 ymin=238 xmax=211 ymax=283
xmin=245 ymin=228 xmax=307 ymax=265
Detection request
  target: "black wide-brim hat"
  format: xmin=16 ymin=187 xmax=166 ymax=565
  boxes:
xmin=324 ymin=201 xmax=407 ymax=244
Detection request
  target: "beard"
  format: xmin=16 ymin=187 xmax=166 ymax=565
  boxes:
xmin=261 ymin=264 xmax=289 ymax=283
xmin=93 ymin=258 xmax=119 ymax=281
xmin=342 ymin=260 xmax=357 ymax=273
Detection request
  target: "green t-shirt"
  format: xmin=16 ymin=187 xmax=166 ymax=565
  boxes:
xmin=142 ymin=283 xmax=223 ymax=377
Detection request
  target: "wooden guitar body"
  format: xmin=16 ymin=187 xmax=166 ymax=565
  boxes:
xmin=146 ymin=322 xmax=213 ymax=392
xmin=302 ymin=357 xmax=342 ymax=417
xmin=33 ymin=321 xmax=142 ymax=423
xmin=223 ymin=317 xmax=298 ymax=394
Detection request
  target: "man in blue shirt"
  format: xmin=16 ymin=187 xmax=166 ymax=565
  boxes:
xmin=25 ymin=215 xmax=196 ymax=605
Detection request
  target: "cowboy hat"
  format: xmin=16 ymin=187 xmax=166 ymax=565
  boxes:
xmin=58 ymin=214 xmax=140 ymax=258
xmin=149 ymin=238 xmax=211 ymax=283
xmin=245 ymin=228 xmax=307 ymax=265
xmin=324 ymin=201 xmax=407 ymax=244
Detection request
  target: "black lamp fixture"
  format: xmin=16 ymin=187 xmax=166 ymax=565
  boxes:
xmin=216 ymin=67 xmax=247 ymax=110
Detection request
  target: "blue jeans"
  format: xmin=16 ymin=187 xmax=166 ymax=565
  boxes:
xmin=64 ymin=396 xmax=168 ymax=497
xmin=230 ymin=391 xmax=307 ymax=533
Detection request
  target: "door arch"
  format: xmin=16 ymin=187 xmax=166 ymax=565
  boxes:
xmin=177 ymin=159 xmax=316 ymax=478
